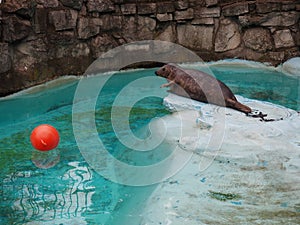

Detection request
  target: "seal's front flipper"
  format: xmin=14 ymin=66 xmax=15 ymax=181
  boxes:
xmin=161 ymin=80 xmax=175 ymax=88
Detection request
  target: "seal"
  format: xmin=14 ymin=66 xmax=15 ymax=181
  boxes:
xmin=155 ymin=63 xmax=252 ymax=114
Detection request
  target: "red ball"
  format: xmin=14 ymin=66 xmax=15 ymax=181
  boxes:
xmin=30 ymin=124 xmax=60 ymax=151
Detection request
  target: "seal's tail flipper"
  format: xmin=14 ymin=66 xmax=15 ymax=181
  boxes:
xmin=226 ymin=99 xmax=252 ymax=114
xmin=247 ymin=110 xmax=283 ymax=122
xmin=234 ymin=102 xmax=252 ymax=114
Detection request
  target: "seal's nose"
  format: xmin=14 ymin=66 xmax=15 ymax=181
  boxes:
xmin=154 ymin=71 xmax=158 ymax=75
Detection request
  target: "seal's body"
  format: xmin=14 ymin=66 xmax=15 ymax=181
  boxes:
xmin=155 ymin=64 xmax=252 ymax=114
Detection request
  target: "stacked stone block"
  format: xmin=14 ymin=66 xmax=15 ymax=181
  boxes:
xmin=0 ymin=0 xmax=299 ymax=95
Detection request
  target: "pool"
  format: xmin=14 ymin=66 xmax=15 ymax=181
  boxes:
xmin=0 ymin=61 xmax=299 ymax=224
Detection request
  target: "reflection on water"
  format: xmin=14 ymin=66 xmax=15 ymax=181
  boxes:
xmin=31 ymin=149 xmax=61 ymax=169
xmin=0 ymin=161 xmax=117 ymax=224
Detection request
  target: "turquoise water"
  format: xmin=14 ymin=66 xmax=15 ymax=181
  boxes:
xmin=0 ymin=65 xmax=299 ymax=224
xmin=0 ymin=70 xmax=168 ymax=225
xmin=210 ymin=65 xmax=300 ymax=111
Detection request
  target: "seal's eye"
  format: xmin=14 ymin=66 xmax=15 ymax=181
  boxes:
xmin=162 ymin=68 xmax=166 ymax=72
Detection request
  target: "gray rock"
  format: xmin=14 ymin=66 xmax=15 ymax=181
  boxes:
xmin=175 ymin=1 xmax=189 ymax=10
xmin=91 ymin=34 xmax=118 ymax=58
xmin=86 ymin=0 xmax=115 ymax=13
xmin=36 ymin=0 xmax=59 ymax=8
xmin=1 ymin=0 xmax=35 ymax=18
xmin=195 ymin=7 xmax=220 ymax=18
xmin=157 ymin=2 xmax=175 ymax=13
xmin=223 ymin=2 xmax=249 ymax=16
xmin=282 ymin=3 xmax=296 ymax=11
xmin=71 ymin=43 xmax=90 ymax=58
xmin=256 ymin=3 xmax=281 ymax=13
xmin=49 ymin=10 xmax=78 ymax=31
xmin=121 ymin=4 xmax=136 ymax=15
xmin=120 ymin=16 xmax=156 ymax=41
xmin=137 ymin=16 xmax=156 ymax=40
xmin=59 ymin=0 xmax=83 ymax=10
xmin=121 ymin=16 xmax=137 ymax=42
xmin=78 ymin=3 xmax=87 ymax=16
xmin=137 ymin=3 xmax=156 ymax=15
xmin=17 ymin=37 xmax=47 ymax=56
xmin=261 ymin=12 xmax=299 ymax=27
xmin=175 ymin=8 xmax=194 ymax=21
xmin=156 ymin=13 xmax=173 ymax=22
xmin=15 ymin=38 xmax=48 ymax=66
xmin=268 ymin=51 xmax=285 ymax=62
xmin=0 ymin=43 xmax=11 ymax=73
xmin=191 ymin=18 xmax=214 ymax=25
xmin=12 ymin=38 xmax=49 ymax=79
xmin=2 ymin=16 xmax=31 ymax=43
xmin=47 ymin=31 xmax=75 ymax=45
xmin=33 ymin=7 xmax=47 ymax=33
xmin=215 ymin=19 xmax=241 ymax=52
xmin=241 ymin=48 xmax=264 ymax=62
xmin=77 ymin=17 xmax=100 ymax=39
xmin=243 ymin=28 xmax=273 ymax=53
xmin=238 ymin=15 xmax=262 ymax=27
xmin=177 ymin=24 xmax=214 ymax=50
xmin=99 ymin=15 xmax=122 ymax=31
xmin=52 ymin=43 xmax=73 ymax=58
xmin=239 ymin=12 xmax=299 ymax=27
xmin=296 ymin=30 xmax=300 ymax=46
xmin=189 ymin=0 xmax=206 ymax=7
xmin=155 ymin=25 xmax=176 ymax=43
xmin=273 ymin=29 xmax=295 ymax=49
xmin=205 ymin=0 xmax=218 ymax=7
xmin=1 ymin=0 xmax=28 ymax=13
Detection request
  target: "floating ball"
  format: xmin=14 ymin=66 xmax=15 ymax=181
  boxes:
xmin=30 ymin=124 xmax=60 ymax=151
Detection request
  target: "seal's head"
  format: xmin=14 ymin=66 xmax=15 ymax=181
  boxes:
xmin=155 ymin=64 xmax=177 ymax=80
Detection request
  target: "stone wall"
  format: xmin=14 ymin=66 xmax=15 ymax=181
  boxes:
xmin=0 ymin=0 xmax=299 ymax=96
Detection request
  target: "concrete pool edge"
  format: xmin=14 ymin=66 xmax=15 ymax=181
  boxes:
xmin=141 ymin=93 xmax=300 ymax=224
